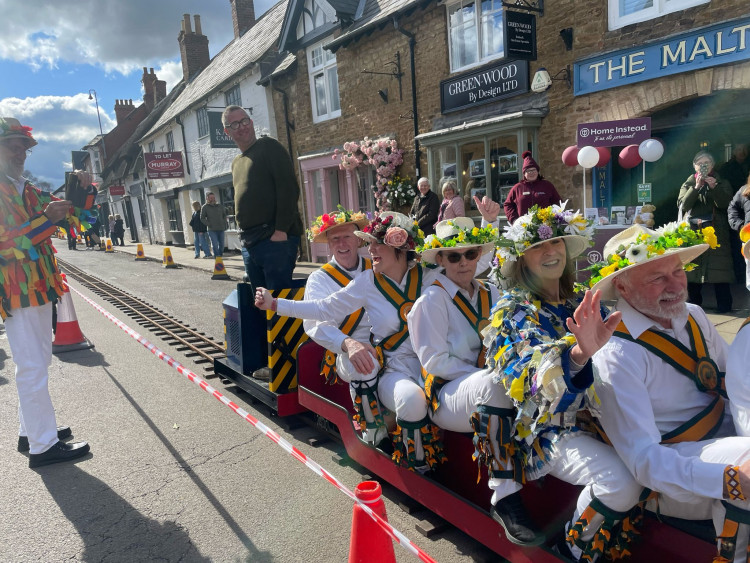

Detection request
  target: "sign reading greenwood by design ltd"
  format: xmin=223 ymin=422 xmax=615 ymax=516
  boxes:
xmin=441 ymin=60 xmax=529 ymax=113
xmin=574 ymin=16 xmax=750 ymax=96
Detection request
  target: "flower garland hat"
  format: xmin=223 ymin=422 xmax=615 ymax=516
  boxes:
xmin=418 ymin=217 xmax=498 ymax=263
xmin=587 ymin=222 xmax=713 ymax=300
xmin=356 ymin=211 xmax=424 ymax=251
xmin=494 ymin=201 xmax=594 ymax=280
xmin=307 ymin=205 xmax=369 ymax=243
xmin=0 ymin=117 xmax=37 ymax=148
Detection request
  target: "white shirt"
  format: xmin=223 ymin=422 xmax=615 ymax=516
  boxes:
xmin=726 ymin=321 xmax=750 ymax=437
xmin=593 ymin=299 xmax=731 ymax=502
xmin=409 ymin=274 xmax=499 ymax=380
xmin=302 ymin=256 xmax=372 ymax=355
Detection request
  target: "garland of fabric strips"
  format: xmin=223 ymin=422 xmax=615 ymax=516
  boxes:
xmin=422 ymin=279 xmax=492 ymax=413
xmin=470 ymin=404 xmax=524 ymax=484
xmin=566 ymin=495 xmax=643 ymax=562
xmin=391 ymin=415 xmax=446 ymax=471
xmin=318 ymin=258 xmax=371 ymax=384
xmin=350 ymin=345 xmax=386 ymax=432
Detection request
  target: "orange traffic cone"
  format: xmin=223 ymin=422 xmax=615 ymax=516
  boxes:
xmin=211 ymin=256 xmax=231 ymax=280
xmin=135 ymin=243 xmax=147 ymax=261
xmin=163 ymin=247 xmax=178 ymax=269
xmin=349 ymin=481 xmax=396 ymax=563
xmin=53 ymin=275 xmax=94 ymax=354
xmin=105 ymin=239 xmax=114 ymax=253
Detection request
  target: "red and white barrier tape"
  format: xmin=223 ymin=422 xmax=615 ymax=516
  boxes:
xmin=68 ymin=285 xmax=437 ymax=563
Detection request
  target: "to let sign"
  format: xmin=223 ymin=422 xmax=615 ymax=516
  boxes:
xmin=208 ymin=111 xmax=236 ymax=149
xmin=505 ymin=11 xmax=536 ymax=61
xmin=577 ymin=117 xmax=651 ymax=148
xmin=109 ymin=185 xmax=125 ymax=196
xmin=441 ymin=60 xmax=529 ymax=113
xmin=145 ymin=152 xmax=185 ymax=179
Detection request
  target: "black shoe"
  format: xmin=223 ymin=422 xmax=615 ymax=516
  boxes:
xmin=29 ymin=440 xmax=90 ymax=468
xmin=18 ymin=426 xmax=72 ymax=452
xmin=491 ymin=491 xmax=545 ymax=546
xmin=251 ymin=367 xmax=271 ymax=381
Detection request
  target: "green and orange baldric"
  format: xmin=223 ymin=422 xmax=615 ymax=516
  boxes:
xmin=613 ymin=316 xmax=726 ymax=444
xmin=422 ymin=279 xmax=492 ymax=413
xmin=372 ymin=265 xmax=423 ymax=353
xmin=318 ymin=258 xmax=372 ymax=383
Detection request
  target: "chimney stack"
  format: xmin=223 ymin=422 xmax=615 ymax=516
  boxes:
xmin=141 ymin=67 xmax=168 ymax=111
xmin=230 ymin=0 xmax=256 ymax=39
xmin=114 ymin=99 xmax=135 ymax=125
xmin=178 ymin=14 xmax=210 ymax=82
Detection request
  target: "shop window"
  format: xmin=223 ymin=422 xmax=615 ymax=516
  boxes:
xmin=218 ymin=185 xmax=237 ymax=230
xmin=460 ymin=141 xmax=486 ymax=218
xmin=166 ymin=131 xmax=175 ymax=152
xmin=307 ymin=41 xmax=341 ymax=123
xmin=608 ymin=0 xmax=709 ymax=30
xmin=311 ymin=169 xmax=324 ymax=216
xmin=138 ymin=197 xmax=149 ymax=228
xmin=447 ymin=0 xmax=504 ymax=73
xmin=224 ymin=84 xmax=242 ymax=108
xmin=357 ymin=167 xmax=377 ymax=214
xmin=431 ymin=146 xmax=458 ymax=190
xmin=488 ymin=136 xmax=519 ymax=206
xmin=166 ymin=197 xmax=183 ymax=232
xmin=197 ymin=106 xmax=209 ymax=138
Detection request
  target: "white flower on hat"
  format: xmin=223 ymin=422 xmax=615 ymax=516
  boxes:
xmin=625 ymin=243 xmax=648 ymax=263
xmin=496 ymin=246 xmax=516 ymax=263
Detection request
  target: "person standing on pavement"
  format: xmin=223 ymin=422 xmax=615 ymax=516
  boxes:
xmin=503 ymin=151 xmax=562 ymax=224
xmin=223 ymin=105 xmax=302 ymax=289
xmin=0 ymin=116 xmax=92 ymax=468
xmin=189 ymin=200 xmax=212 ymax=259
xmin=409 ymin=177 xmax=439 ymax=236
xmin=200 ymin=192 xmax=227 ymax=257
xmin=112 ymin=214 xmax=125 ymax=246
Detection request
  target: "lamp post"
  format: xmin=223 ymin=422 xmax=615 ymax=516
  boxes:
xmin=88 ymin=89 xmax=106 ymax=160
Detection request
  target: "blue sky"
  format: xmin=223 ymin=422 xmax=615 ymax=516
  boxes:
xmin=0 ymin=0 xmax=277 ymax=188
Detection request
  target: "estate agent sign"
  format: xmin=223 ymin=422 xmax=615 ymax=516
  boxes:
xmin=575 ymin=17 xmax=750 ymax=95
xmin=441 ymin=60 xmax=529 ymax=113
xmin=144 ymin=152 xmax=185 ymax=179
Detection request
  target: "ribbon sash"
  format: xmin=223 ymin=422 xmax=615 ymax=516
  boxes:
xmin=373 ymin=265 xmax=422 ymax=352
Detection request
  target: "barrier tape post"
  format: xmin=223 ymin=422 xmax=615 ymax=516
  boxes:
xmin=67 ymin=284 xmax=436 ymax=563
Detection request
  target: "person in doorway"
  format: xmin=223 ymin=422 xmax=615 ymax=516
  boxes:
xmin=591 ymin=223 xmax=750 ymax=563
xmin=435 ymin=178 xmax=464 ymax=224
xmin=200 ymin=192 xmax=227 ymax=257
xmin=721 ymin=144 xmax=750 ymax=193
xmin=677 ymin=150 xmax=735 ymax=313
xmin=112 ymin=214 xmax=125 ymax=246
xmin=503 ymin=151 xmax=562 ymax=224
xmin=0 ymin=116 xmax=93 ymax=468
xmin=189 ymin=201 xmax=212 ymax=259
xmin=223 ymin=105 xmax=302 ymax=289
xmin=108 ymin=214 xmax=115 ymax=238
xmin=409 ymin=177 xmax=439 ymax=236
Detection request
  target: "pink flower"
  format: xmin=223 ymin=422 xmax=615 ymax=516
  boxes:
xmin=384 ymin=227 xmax=409 ymax=248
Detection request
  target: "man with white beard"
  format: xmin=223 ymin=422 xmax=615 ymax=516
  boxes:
xmin=590 ymin=223 xmax=750 ymax=563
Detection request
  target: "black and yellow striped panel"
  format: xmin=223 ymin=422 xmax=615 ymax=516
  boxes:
xmin=266 ymin=287 xmax=308 ymax=393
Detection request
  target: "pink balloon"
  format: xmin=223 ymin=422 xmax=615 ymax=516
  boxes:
xmin=562 ymin=146 xmax=579 ymax=167
xmin=596 ymin=147 xmax=611 ymax=167
xmin=618 ymin=145 xmax=642 ymax=169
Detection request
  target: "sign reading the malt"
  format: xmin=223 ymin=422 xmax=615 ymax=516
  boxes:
xmin=144 ymin=152 xmax=185 ymax=179
xmin=441 ymin=60 xmax=529 ymax=114
xmin=208 ymin=111 xmax=236 ymax=149
xmin=505 ymin=11 xmax=536 ymax=61
xmin=574 ymin=16 xmax=750 ymax=95
xmin=577 ymin=117 xmax=651 ymax=148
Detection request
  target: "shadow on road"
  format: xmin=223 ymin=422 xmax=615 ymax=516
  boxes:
xmin=55 ymin=347 xmax=110 ymax=368
xmin=101 ymin=367 xmax=275 ymax=563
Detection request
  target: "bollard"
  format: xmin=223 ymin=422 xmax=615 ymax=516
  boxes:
xmin=163 ymin=247 xmax=178 ymax=269
xmin=135 ymin=243 xmax=147 ymax=261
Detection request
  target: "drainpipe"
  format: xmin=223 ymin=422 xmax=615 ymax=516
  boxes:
xmin=270 ymin=77 xmax=295 ymax=158
xmin=174 ymin=116 xmax=191 ymax=175
xmin=393 ymin=18 xmax=421 ymax=177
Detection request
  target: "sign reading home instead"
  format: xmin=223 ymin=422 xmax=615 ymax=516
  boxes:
xmin=574 ymin=16 xmax=750 ymax=95
xmin=208 ymin=111 xmax=236 ymax=149
xmin=577 ymin=117 xmax=651 ymax=148
xmin=144 ymin=152 xmax=185 ymax=179
xmin=505 ymin=11 xmax=536 ymax=61
xmin=441 ymin=60 xmax=529 ymax=113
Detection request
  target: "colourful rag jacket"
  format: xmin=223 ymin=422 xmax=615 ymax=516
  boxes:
xmin=0 ymin=175 xmax=95 ymax=319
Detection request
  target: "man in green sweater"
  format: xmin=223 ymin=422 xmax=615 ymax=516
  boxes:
xmin=223 ymin=105 xmax=302 ymax=289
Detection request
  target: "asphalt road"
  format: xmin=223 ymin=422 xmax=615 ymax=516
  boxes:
xmin=0 ymin=243 xmax=495 ymax=562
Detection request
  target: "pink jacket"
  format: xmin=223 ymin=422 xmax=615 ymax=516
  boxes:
xmin=436 ymin=196 xmax=465 ymax=224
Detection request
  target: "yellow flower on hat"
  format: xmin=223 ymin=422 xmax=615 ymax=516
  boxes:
xmin=598 ymin=263 xmax=618 ymax=278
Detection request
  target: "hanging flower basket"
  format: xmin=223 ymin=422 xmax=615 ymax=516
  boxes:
xmin=334 ymin=137 xmax=404 ymax=211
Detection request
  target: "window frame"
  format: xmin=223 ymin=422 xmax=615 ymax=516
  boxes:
xmin=608 ymin=0 xmax=709 ymax=30
xmin=307 ymin=41 xmax=341 ymax=123
xmin=166 ymin=130 xmax=175 ymax=152
xmin=445 ymin=0 xmax=506 ymax=74
xmin=197 ymin=106 xmax=210 ymax=138
xmin=224 ymin=84 xmax=242 ymax=107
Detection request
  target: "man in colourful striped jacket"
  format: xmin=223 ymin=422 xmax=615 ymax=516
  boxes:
xmin=0 ymin=116 xmax=95 ymax=468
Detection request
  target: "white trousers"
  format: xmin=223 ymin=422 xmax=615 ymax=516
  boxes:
xmin=429 ymin=369 xmax=523 ymax=503
xmin=648 ymin=436 xmax=750 ymax=563
xmin=5 ymin=303 xmax=58 ymax=454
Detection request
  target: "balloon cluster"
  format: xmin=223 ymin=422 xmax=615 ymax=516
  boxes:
xmin=561 ymin=139 xmax=664 ymax=169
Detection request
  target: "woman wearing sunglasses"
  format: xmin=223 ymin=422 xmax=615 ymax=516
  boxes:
xmin=409 ymin=217 xmax=546 ymax=545
xmin=484 ymin=203 xmax=642 ymax=559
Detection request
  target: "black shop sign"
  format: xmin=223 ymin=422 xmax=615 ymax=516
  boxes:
xmin=505 ymin=11 xmax=536 ymax=61
xmin=208 ymin=111 xmax=236 ymax=149
xmin=441 ymin=60 xmax=529 ymax=114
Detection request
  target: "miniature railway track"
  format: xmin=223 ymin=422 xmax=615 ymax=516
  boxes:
xmin=57 ymin=259 xmax=226 ymax=376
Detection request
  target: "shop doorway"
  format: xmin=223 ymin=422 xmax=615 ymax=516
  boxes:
xmin=124 ymin=197 xmax=138 ymax=243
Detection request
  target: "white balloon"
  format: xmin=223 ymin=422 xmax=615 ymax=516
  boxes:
xmin=638 ymin=139 xmax=664 ymax=162
xmin=577 ymin=146 xmax=599 ymax=169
